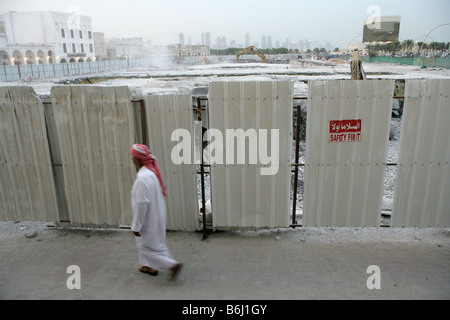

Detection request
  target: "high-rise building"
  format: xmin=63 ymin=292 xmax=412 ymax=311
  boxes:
xmin=299 ymin=40 xmax=304 ymax=51
xmin=215 ymin=36 xmax=227 ymax=49
xmin=179 ymin=32 xmax=185 ymax=45
xmin=363 ymin=16 xmax=401 ymax=43
xmin=201 ymin=32 xmax=211 ymax=47
xmin=304 ymin=39 xmax=310 ymax=51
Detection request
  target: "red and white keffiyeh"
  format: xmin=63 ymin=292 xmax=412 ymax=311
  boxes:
xmin=130 ymin=144 xmax=168 ymax=197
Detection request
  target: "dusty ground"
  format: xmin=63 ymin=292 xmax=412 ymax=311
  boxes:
xmin=1 ymin=221 xmax=449 ymax=300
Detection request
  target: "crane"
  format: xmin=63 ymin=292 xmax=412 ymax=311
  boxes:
xmin=236 ymin=46 xmax=267 ymax=63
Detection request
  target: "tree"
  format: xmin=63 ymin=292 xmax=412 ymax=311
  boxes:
xmin=388 ymin=41 xmax=401 ymax=55
xmin=429 ymin=42 xmax=439 ymax=52
xmin=417 ymin=42 xmax=424 ymax=55
xmin=366 ymin=44 xmax=378 ymax=57
xmin=418 ymin=42 xmax=428 ymax=56
xmin=402 ymin=39 xmax=415 ymax=53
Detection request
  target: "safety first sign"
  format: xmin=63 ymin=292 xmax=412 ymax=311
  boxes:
xmin=329 ymin=119 xmax=362 ymax=143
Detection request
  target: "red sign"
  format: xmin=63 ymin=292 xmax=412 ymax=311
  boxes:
xmin=329 ymin=119 xmax=362 ymax=143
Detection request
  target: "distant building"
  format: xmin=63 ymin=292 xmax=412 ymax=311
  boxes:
xmin=214 ymin=36 xmax=227 ymax=50
xmin=0 ymin=10 xmax=95 ymax=65
xmin=166 ymin=44 xmax=210 ymax=57
xmin=93 ymin=32 xmax=107 ymax=61
xmin=261 ymin=35 xmax=267 ymax=49
xmin=0 ymin=16 xmax=7 ymax=64
xmin=105 ymin=37 xmax=145 ymax=59
xmin=178 ymin=32 xmax=185 ymax=45
xmin=363 ymin=16 xmax=401 ymax=43
xmin=304 ymin=39 xmax=310 ymax=51
xmin=201 ymin=32 xmax=211 ymax=47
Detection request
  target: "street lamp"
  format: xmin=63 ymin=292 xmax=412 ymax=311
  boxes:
xmin=308 ymin=40 xmax=319 ymax=51
xmin=374 ymin=32 xmax=393 ymax=43
xmin=347 ymin=35 xmax=361 ymax=52
xmin=320 ymin=39 xmax=344 ymax=53
xmin=419 ymin=23 xmax=450 ymax=57
xmin=330 ymin=39 xmax=344 ymax=52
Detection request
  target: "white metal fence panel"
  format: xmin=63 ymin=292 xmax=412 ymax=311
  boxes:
xmin=208 ymin=81 xmax=293 ymax=228
xmin=392 ymin=79 xmax=450 ymax=227
xmin=304 ymin=80 xmax=394 ymax=227
xmin=0 ymin=58 xmax=179 ymax=82
xmin=0 ymin=87 xmax=59 ymax=222
xmin=144 ymin=95 xmax=198 ymax=231
xmin=51 ymin=86 xmax=136 ymax=226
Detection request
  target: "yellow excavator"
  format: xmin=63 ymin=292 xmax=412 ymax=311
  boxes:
xmin=202 ymin=55 xmax=211 ymax=65
xmin=236 ymin=46 xmax=267 ymax=63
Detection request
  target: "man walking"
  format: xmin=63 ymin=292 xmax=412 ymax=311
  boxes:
xmin=130 ymin=144 xmax=182 ymax=281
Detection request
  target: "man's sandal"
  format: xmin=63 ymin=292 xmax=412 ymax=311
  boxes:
xmin=139 ymin=266 xmax=158 ymax=276
xmin=169 ymin=263 xmax=183 ymax=281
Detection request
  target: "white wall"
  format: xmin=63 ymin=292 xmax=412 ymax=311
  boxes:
xmin=5 ymin=12 xmax=56 ymax=44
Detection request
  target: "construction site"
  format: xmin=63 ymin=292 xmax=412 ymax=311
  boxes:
xmin=1 ymin=50 xmax=450 ymax=301
xmin=1 ymin=49 xmax=450 ymax=228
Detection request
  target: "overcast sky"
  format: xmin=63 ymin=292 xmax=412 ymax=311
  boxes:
xmin=1 ymin=0 xmax=449 ymax=47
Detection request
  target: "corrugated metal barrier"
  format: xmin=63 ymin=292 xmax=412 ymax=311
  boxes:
xmin=0 ymin=87 xmax=59 ymax=222
xmin=208 ymin=81 xmax=293 ymax=228
xmin=50 ymin=86 xmax=136 ymax=226
xmin=392 ymin=79 xmax=450 ymax=227
xmin=0 ymin=80 xmax=449 ymax=230
xmin=144 ymin=95 xmax=198 ymax=231
xmin=303 ymin=80 xmax=394 ymax=227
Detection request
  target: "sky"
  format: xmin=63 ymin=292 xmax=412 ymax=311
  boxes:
xmin=0 ymin=0 xmax=449 ymax=48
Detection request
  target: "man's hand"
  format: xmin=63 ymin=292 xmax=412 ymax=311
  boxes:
xmin=133 ymin=231 xmax=142 ymax=237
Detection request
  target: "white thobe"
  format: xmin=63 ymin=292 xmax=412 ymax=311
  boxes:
xmin=131 ymin=167 xmax=177 ymax=271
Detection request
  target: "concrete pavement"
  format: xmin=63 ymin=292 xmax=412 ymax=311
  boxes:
xmin=0 ymin=222 xmax=449 ymax=300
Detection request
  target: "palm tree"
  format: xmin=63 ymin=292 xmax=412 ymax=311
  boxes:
xmin=418 ymin=43 xmax=428 ymax=57
xmin=386 ymin=41 xmax=401 ymax=55
xmin=430 ymin=42 xmax=439 ymax=53
xmin=417 ymin=42 xmax=424 ymax=56
xmin=402 ymin=39 xmax=415 ymax=54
